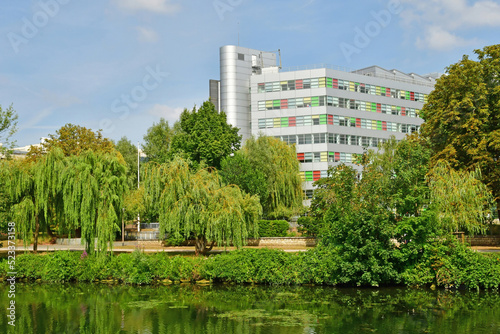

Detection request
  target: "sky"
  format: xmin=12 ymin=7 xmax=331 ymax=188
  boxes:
xmin=1 ymin=0 xmax=499 ymax=148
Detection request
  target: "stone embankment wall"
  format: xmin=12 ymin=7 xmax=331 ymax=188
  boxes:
xmin=466 ymin=235 xmax=500 ymax=247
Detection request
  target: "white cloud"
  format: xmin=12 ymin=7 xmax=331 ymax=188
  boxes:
xmin=147 ymin=104 xmax=183 ymax=124
xmin=113 ymin=0 xmax=180 ymax=14
xmin=399 ymin=0 xmax=500 ymax=50
xmin=136 ymin=26 xmax=159 ymax=43
xmin=415 ymin=26 xmax=477 ymax=51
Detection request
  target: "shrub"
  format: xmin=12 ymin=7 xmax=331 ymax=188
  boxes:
xmin=297 ymin=216 xmax=320 ymax=237
xmin=258 ymin=220 xmax=289 ymax=237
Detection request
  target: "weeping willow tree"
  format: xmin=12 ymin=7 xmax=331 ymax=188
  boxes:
xmin=428 ymin=160 xmax=493 ymax=235
xmin=143 ymin=157 xmax=261 ymax=255
xmin=3 ymin=149 xmax=66 ymax=252
xmin=241 ymin=136 xmax=303 ymax=219
xmin=4 ymin=149 xmax=127 ymax=254
xmin=60 ymin=151 xmax=128 ymax=253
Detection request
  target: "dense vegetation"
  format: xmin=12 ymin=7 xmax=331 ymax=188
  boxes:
xmin=1 ymin=244 xmax=499 ymax=289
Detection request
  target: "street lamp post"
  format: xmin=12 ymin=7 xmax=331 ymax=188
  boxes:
xmin=137 ymin=141 xmax=141 ymax=233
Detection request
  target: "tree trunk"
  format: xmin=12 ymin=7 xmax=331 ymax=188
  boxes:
xmin=33 ymin=215 xmax=40 ymax=254
xmin=46 ymin=224 xmax=54 ymax=239
xmin=194 ymin=235 xmax=215 ymax=256
xmin=496 ymin=197 xmax=500 ymax=223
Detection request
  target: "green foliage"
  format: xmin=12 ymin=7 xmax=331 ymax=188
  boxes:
xmin=420 ymin=44 xmax=500 ymax=217
xmin=203 ymin=248 xmax=302 ymax=284
xmin=3 ymin=148 xmax=128 ymax=253
xmin=2 ymin=246 xmax=500 ymax=289
xmin=257 ymin=220 xmax=289 ymax=237
xmin=297 ymin=216 xmax=321 ymax=237
xmin=37 ymin=123 xmax=115 ymax=157
xmin=60 ymin=150 xmax=128 ymax=253
xmin=143 ymin=157 xmax=261 ymax=255
xmin=123 ymin=187 xmax=145 ymax=221
xmin=170 ymin=101 xmax=241 ymax=169
xmin=428 ymin=161 xmax=493 ymax=234
xmin=115 ymin=136 xmax=139 ymax=189
xmin=220 ymin=151 xmax=269 ymax=202
xmin=142 ymin=118 xmax=174 ymax=164
xmin=241 ymin=135 xmax=303 ymax=219
xmin=0 ymin=103 xmax=18 ymax=156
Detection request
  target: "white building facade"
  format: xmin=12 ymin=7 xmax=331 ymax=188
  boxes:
xmin=214 ymin=45 xmax=436 ymax=202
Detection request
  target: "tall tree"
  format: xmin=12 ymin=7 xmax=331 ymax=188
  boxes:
xmin=60 ymin=151 xmax=128 ymax=253
xmin=142 ymin=118 xmax=174 ymax=164
xmin=39 ymin=123 xmax=115 ymax=156
xmin=115 ymin=136 xmax=139 ymax=189
xmin=4 ymin=149 xmax=128 ymax=253
xmin=143 ymin=157 xmax=261 ymax=255
xmin=4 ymin=150 xmax=66 ymax=252
xmin=420 ymin=44 xmax=500 ymax=217
xmin=0 ymin=103 xmax=18 ymax=157
xmin=170 ymin=101 xmax=241 ymax=169
xmin=220 ymin=152 xmax=269 ymax=204
xmin=241 ymin=136 xmax=303 ymax=219
xmin=428 ymin=161 xmax=493 ymax=234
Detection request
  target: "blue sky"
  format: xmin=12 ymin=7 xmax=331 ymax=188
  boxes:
xmin=1 ymin=0 xmax=499 ymax=147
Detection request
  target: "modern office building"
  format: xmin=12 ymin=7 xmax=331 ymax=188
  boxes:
xmin=211 ymin=45 xmax=437 ymax=202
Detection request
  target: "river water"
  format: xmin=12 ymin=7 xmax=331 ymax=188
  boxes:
xmin=1 ymin=283 xmax=499 ymax=333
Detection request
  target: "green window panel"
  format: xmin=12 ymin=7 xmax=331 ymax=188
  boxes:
xmin=406 ymin=91 xmax=410 ymax=100
xmin=319 ymin=114 xmax=327 ymax=124
xmin=312 ymin=96 xmax=319 ymax=107
xmin=281 ymin=118 xmax=288 ymax=127
xmin=273 ymin=100 xmax=281 ymax=107
xmin=371 ymin=103 xmax=377 ymax=111
xmin=305 ymin=171 xmax=313 ymax=181
xmin=377 ymin=121 xmax=382 ymax=130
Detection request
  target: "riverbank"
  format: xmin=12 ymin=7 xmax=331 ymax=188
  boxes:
xmin=2 ymin=242 xmax=500 ymax=289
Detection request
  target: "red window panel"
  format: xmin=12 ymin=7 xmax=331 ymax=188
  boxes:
xmin=280 ymin=99 xmax=288 ymax=109
xmin=335 ymin=152 xmax=340 ymax=162
xmin=328 ymin=115 xmax=334 ymax=125
xmin=296 ymin=79 xmax=303 ymax=89
xmin=382 ymin=121 xmax=387 ymax=131
xmin=313 ymin=171 xmax=321 ymax=181
xmin=332 ymin=79 xmax=338 ymax=89
xmin=401 ymin=107 xmax=406 ymax=116
xmin=356 ymin=118 xmax=361 ymax=128
xmin=410 ymin=92 xmax=415 ymax=101
xmin=289 ymin=117 xmax=296 ymax=127
xmin=376 ymin=103 xmax=382 ymax=113
xmin=297 ymin=153 xmax=305 ymax=162
xmin=386 ymin=88 xmax=391 ymax=96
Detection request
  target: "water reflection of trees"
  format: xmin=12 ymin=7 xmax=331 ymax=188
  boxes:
xmin=0 ymin=284 xmax=499 ymax=334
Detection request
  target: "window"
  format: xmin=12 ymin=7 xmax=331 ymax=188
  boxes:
xmin=313 ymin=133 xmax=325 ymax=143
xmin=304 ymin=189 xmax=314 ymax=199
xmin=238 ymin=53 xmax=245 ymax=61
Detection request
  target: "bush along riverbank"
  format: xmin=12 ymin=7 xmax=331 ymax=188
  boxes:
xmin=1 ymin=240 xmax=500 ymax=289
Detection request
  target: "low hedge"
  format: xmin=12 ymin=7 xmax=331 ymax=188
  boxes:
xmin=258 ymin=220 xmax=289 ymax=237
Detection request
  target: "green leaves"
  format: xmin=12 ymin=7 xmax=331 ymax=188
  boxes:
xmin=143 ymin=157 xmax=261 ymax=255
xmin=428 ymin=160 xmax=493 ymax=234
xmin=170 ymin=101 xmax=241 ymax=169
xmin=4 ymin=148 xmax=128 ymax=254
xmin=421 ymin=44 xmax=500 ymax=217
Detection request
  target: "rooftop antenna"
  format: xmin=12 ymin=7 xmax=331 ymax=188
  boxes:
xmin=237 ymin=22 xmax=240 ymax=46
